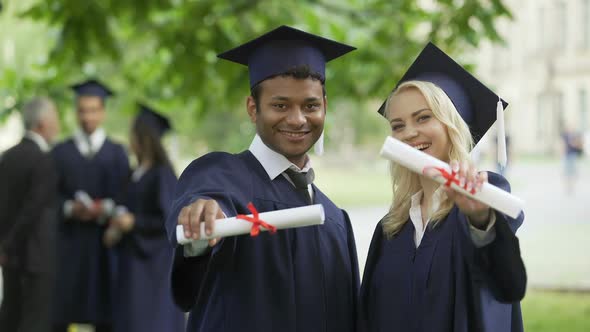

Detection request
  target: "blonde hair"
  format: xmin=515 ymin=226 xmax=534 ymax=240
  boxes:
xmin=382 ymin=80 xmax=474 ymax=238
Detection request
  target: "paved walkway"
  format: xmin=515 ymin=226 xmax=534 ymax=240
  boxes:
xmin=346 ymin=158 xmax=590 ymax=289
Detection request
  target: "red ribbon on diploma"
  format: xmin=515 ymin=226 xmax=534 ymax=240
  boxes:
xmin=423 ymin=167 xmax=476 ymax=195
xmin=236 ymin=202 xmax=277 ymax=237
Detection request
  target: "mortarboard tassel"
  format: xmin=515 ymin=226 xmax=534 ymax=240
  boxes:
xmin=496 ymin=97 xmax=507 ymax=168
xmin=314 ymin=130 xmax=324 ymax=156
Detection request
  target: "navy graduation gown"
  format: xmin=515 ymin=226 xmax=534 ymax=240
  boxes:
xmin=112 ymin=165 xmax=185 ymax=332
xmin=51 ymin=138 xmax=129 ymax=324
xmin=358 ymin=173 xmax=526 ymax=332
xmin=166 ymin=151 xmax=360 ymax=332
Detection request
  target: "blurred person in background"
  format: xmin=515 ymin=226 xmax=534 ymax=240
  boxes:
xmin=104 ymin=104 xmax=185 ymax=332
xmin=51 ymin=80 xmax=129 ymax=332
xmin=561 ymin=126 xmax=584 ymax=195
xmin=584 ymin=129 xmax=590 ymax=157
xmin=359 ymin=43 xmax=526 ymax=332
xmin=0 ymin=97 xmax=60 ymax=332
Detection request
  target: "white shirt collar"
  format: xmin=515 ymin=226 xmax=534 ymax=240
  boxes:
xmin=409 ymin=186 xmax=446 ymax=247
xmin=74 ymin=128 xmax=106 ymax=157
xmin=248 ymin=134 xmax=312 ymax=180
xmin=25 ymin=131 xmax=50 ymax=152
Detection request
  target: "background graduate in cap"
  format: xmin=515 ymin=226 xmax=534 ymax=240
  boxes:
xmin=51 ymin=79 xmax=130 ymax=332
xmin=104 ymin=104 xmax=185 ymax=332
xmin=358 ymin=43 xmax=527 ymax=332
xmin=166 ymin=25 xmax=359 ymax=332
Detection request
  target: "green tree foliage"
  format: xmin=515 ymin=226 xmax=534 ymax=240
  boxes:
xmin=0 ymin=0 xmax=511 ymax=152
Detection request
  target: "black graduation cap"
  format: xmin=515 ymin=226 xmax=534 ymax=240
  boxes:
xmin=378 ymin=42 xmax=508 ymax=146
xmin=70 ymin=79 xmax=114 ymax=100
xmin=136 ymin=104 xmax=171 ymax=137
xmin=217 ymin=25 xmax=356 ymax=88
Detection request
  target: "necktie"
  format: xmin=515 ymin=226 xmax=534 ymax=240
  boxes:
xmin=85 ymin=135 xmax=94 ymax=158
xmin=284 ymin=168 xmax=315 ymax=204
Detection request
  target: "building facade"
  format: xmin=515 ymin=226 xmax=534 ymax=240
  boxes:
xmin=474 ymin=0 xmax=590 ymax=156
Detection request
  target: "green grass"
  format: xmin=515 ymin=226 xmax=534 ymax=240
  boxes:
xmin=523 ymin=291 xmax=590 ymax=331
xmin=314 ymin=163 xmax=391 ymax=207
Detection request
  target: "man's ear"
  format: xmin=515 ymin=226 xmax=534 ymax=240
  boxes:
xmin=246 ymin=96 xmax=257 ymax=123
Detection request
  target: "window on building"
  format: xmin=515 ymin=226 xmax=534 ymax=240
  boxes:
xmin=555 ymin=2 xmax=567 ymax=50
xmin=539 ymin=7 xmax=545 ymax=51
xmin=537 ymin=94 xmax=545 ymax=139
xmin=555 ymin=91 xmax=564 ymax=132
xmin=584 ymin=0 xmax=590 ymax=49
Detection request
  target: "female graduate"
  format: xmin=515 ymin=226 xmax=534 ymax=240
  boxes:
xmin=104 ymin=104 xmax=184 ymax=332
xmin=358 ymin=43 xmax=527 ymax=332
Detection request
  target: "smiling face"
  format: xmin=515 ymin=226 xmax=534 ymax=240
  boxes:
xmin=387 ymin=87 xmax=451 ymax=163
xmin=247 ymin=75 xmax=326 ymax=167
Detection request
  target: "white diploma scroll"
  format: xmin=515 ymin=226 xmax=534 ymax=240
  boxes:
xmin=74 ymin=190 xmax=94 ymax=209
xmin=380 ymin=136 xmax=524 ymax=219
xmin=176 ymin=204 xmax=325 ymax=245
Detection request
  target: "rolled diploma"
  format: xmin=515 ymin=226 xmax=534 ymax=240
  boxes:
xmin=380 ymin=136 xmax=524 ymax=219
xmin=176 ymin=204 xmax=325 ymax=245
xmin=75 ymin=190 xmax=94 ymax=209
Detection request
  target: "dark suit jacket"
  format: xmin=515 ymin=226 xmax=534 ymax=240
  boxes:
xmin=0 ymin=137 xmax=58 ymax=274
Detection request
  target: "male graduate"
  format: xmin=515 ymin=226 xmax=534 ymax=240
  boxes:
xmin=51 ymin=80 xmax=129 ymax=332
xmin=0 ymin=97 xmax=60 ymax=332
xmin=167 ymin=25 xmax=360 ymax=332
